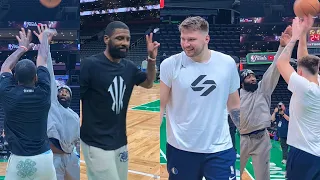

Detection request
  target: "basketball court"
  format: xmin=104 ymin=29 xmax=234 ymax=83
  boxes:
xmin=0 ymin=85 xmax=287 ymax=179
xmin=160 ymin=116 xmax=287 ymax=180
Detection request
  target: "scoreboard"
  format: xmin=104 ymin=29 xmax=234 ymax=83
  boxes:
xmin=307 ymin=27 xmax=320 ymax=48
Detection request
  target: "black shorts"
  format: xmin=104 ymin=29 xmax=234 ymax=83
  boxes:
xmin=286 ymin=146 xmax=320 ymax=180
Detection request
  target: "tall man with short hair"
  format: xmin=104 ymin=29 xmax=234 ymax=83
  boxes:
xmin=276 ymin=15 xmax=320 ymax=180
xmin=80 ymin=21 xmax=160 ymax=180
xmin=0 ymin=27 xmax=57 ymax=179
xmin=160 ymin=16 xmax=240 ymax=180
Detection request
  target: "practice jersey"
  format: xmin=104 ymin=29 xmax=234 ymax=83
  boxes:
xmin=287 ymin=72 xmax=320 ymax=157
xmin=160 ymin=50 xmax=239 ymax=153
xmin=80 ymin=52 xmax=147 ymax=150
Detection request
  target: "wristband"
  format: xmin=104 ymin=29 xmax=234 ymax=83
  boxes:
xmin=20 ymin=46 xmax=28 ymax=52
xmin=148 ymin=56 xmax=156 ymax=61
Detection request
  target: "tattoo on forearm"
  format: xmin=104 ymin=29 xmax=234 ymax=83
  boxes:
xmin=2 ymin=49 xmax=24 ymax=71
xmin=230 ymin=109 xmax=240 ymax=130
xmin=282 ymin=41 xmax=296 ymax=55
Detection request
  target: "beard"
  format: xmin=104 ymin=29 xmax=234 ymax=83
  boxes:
xmin=108 ymin=40 xmax=128 ymax=59
xmin=58 ymin=96 xmax=71 ymax=108
xmin=184 ymin=44 xmax=205 ymax=58
xmin=243 ymin=81 xmax=258 ymax=92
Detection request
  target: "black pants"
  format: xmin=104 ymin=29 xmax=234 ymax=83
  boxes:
xmin=286 ymin=147 xmax=320 ymax=180
xmin=228 ymin=118 xmax=237 ymax=151
xmin=280 ymin=137 xmax=288 ymax=160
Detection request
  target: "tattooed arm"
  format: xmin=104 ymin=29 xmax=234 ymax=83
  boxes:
xmin=0 ymin=48 xmax=25 ymax=74
xmin=227 ymin=91 xmax=240 ymax=130
xmin=276 ymin=39 xmax=297 ymax=84
xmin=277 ymin=17 xmax=307 ymax=84
xmin=1 ymin=28 xmax=33 ymax=74
xmin=276 ymin=40 xmax=298 ymax=84
xmin=298 ymin=15 xmax=314 ymax=60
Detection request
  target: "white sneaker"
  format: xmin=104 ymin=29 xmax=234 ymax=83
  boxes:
xmin=281 ymin=160 xmax=287 ymax=164
xmin=236 ymin=154 xmax=240 ymax=158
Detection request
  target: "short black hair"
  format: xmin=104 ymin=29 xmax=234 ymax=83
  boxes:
xmin=297 ymin=55 xmax=320 ymax=75
xmin=15 ymin=59 xmax=36 ymax=85
xmin=104 ymin=21 xmax=129 ymax=37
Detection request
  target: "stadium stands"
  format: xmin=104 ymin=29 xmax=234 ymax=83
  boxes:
xmin=159 ymin=23 xmax=240 ymax=57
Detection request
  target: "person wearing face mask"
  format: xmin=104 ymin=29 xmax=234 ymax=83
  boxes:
xmin=80 ymin=21 xmax=159 ymax=180
xmin=239 ymin=26 xmax=292 ymax=180
xmin=38 ymin=25 xmax=80 ymax=180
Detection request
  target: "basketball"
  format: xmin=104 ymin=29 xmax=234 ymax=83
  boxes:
xmin=293 ymin=0 xmax=320 ymax=17
xmin=39 ymin=0 xmax=61 ymax=8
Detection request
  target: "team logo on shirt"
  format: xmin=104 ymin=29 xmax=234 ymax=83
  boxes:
xmin=108 ymin=76 xmax=126 ymax=114
xmin=191 ymin=75 xmax=217 ymax=96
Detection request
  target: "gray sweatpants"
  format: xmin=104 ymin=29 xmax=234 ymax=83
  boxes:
xmin=240 ymin=129 xmax=271 ymax=180
xmin=53 ymin=153 xmax=80 ymax=180
xmin=5 ymin=150 xmax=57 ymax=180
xmin=81 ymin=140 xmax=128 ymax=180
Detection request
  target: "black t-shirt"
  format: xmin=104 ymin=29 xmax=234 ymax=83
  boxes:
xmin=0 ymin=66 xmax=51 ymax=156
xmin=80 ymin=52 xmax=147 ymax=150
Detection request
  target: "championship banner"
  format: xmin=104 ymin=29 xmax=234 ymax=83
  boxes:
xmin=246 ymin=52 xmax=276 ymax=65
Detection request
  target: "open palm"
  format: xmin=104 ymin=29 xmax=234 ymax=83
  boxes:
xmin=33 ymin=24 xmax=57 ymax=44
xmin=292 ymin=17 xmax=304 ymax=40
xmin=16 ymin=28 xmax=34 ymax=51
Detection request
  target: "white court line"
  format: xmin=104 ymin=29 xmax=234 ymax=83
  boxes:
xmin=129 ymin=109 xmax=159 ymax=113
xmin=130 ymin=99 xmax=159 ymax=110
xmin=80 ymin=160 xmax=160 ymax=179
xmin=245 ymin=168 xmax=255 ymax=180
xmin=160 ymin=149 xmax=167 ymax=161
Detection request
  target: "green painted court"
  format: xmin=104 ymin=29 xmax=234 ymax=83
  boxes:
xmin=133 ymin=99 xmax=287 ymax=180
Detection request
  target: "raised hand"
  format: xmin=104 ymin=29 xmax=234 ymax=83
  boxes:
xmin=16 ymin=28 xmax=34 ymax=51
xmin=301 ymin=14 xmax=314 ymax=33
xmin=33 ymin=24 xmax=57 ymax=44
xmin=280 ymin=26 xmax=292 ymax=47
xmin=291 ymin=17 xmax=304 ymax=41
xmin=146 ymin=33 xmax=160 ymax=60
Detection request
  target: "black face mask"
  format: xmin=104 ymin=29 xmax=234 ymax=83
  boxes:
xmin=243 ymin=81 xmax=258 ymax=92
xmin=108 ymin=40 xmax=128 ymax=59
xmin=58 ymin=96 xmax=71 ymax=108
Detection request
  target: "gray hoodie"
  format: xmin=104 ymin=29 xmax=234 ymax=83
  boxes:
xmin=240 ymin=46 xmax=284 ymax=134
xmin=46 ymin=52 xmax=80 ymax=153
